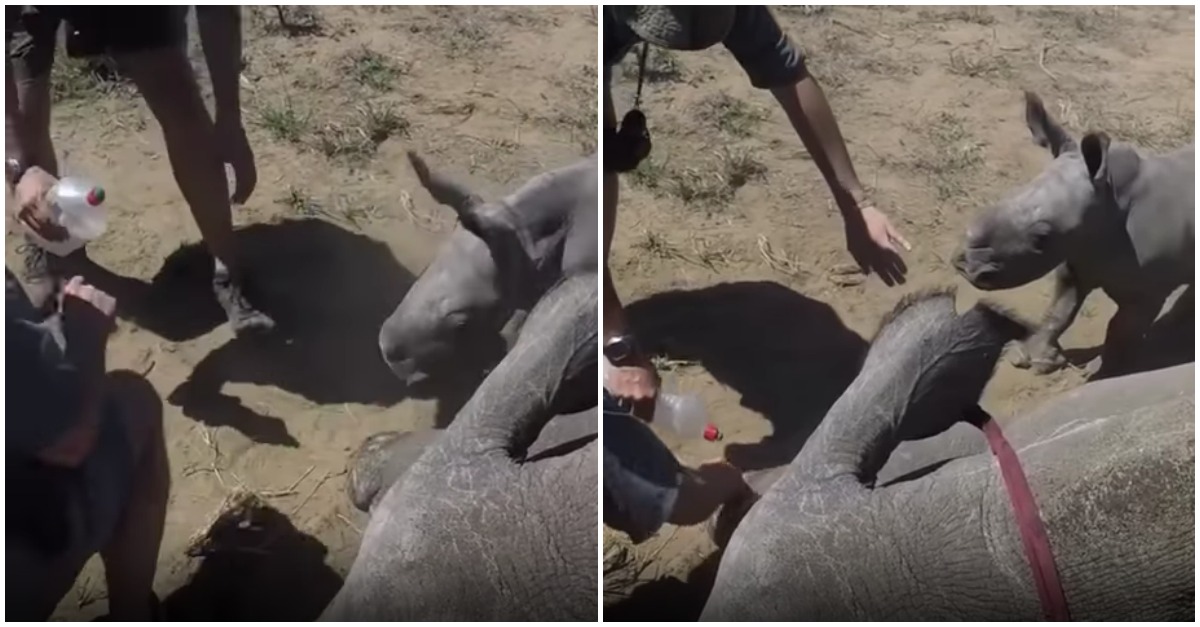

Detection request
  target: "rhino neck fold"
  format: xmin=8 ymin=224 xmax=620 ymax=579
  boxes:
xmin=442 ymin=274 xmax=597 ymax=460
xmin=788 ymin=365 xmax=905 ymax=488
xmin=784 ymin=294 xmax=1023 ymax=490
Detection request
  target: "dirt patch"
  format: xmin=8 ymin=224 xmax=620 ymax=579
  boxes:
xmin=4 ymin=6 xmax=596 ymax=619
xmin=604 ymin=5 xmax=1193 ymax=619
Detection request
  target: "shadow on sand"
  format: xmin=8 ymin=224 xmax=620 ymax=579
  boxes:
xmin=161 ymin=494 xmax=345 ymax=620
xmin=625 ymin=280 xmax=867 ymax=471
xmin=604 ymin=550 xmax=722 ymax=622
xmin=76 ymin=218 xmax=479 ymax=445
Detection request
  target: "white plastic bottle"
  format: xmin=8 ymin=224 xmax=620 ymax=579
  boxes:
xmin=603 ymin=357 xmax=710 ymax=438
xmin=22 ymin=177 xmax=108 ymax=257
xmin=652 ymin=374 xmax=710 ymax=438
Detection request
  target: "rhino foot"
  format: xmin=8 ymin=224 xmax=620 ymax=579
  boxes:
xmin=1010 ymin=341 xmax=1066 ymax=374
xmin=346 ymin=431 xmax=406 ymax=513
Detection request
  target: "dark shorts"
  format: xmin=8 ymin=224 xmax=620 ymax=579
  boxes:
xmin=6 ymin=6 xmax=188 ymax=78
xmin=603 ymin=391 xmax=683 ymax=543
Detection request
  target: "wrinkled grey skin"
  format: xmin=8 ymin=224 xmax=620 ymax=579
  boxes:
xmin=952 ymin=91 xmax=1194 ymax=376
xmin=323 ymin=273 xmax=598 ymax=621
xmin=703 ymin=291 xmax=1194 ymax=620
xmin=346 ymin=408 xmax=597 ymax=513
xmin=379 ymin=152 xmax=598 ymax=387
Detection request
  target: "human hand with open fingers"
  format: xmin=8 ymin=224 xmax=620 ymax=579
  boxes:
xmin=841 ymin=200 xmax=911 ymax=287
xmin=215 ymin=116 xmax=257 ymax=204
xmin=12 ymin=166 xmax=68 ymax=242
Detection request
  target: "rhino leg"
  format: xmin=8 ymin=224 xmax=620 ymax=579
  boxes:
xmin=1012 ymin=264 xmax=1092 ymax=374
xmin=346 ymin=430 xmax=441 ymax=513
xmin=1093 ymin=296 xmax=1163 ymax=379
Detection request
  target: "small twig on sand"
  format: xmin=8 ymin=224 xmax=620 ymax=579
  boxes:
xmin=259 ymin=465 xmax=316 ymax=498
xmin=184 ymin=426 xmax=231 ymax=488
xmin=292 ymin=470 xmax=343 ymax=516
xmin=757 ymin=234 xmax=804 ymax=277
xmin=337 ymin=513 xmax=362 ymax=534
xmin=643 ymin=527 xmax=678 ymax=563
xmin=400 ymin=189 xmax=441 ymax=231
xmin=1038 ymin=43 xmax=1058 ymax=81
xmin=831 ymin=18 xmax=892 ymax=42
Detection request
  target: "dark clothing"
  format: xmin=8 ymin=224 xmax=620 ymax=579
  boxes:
xmin=603 ymin=390 xmax=683 ymax=543
xmin=5 ymin=268 xmax=135 ymax=620
xmin=602 ymin=5 xmax=808 ymax=90
xmin=6 ymin=267 xmax=82 ymax=455
xmin=6 ymin=6 xmax=188 ymax=78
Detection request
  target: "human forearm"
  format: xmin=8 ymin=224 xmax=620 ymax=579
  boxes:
xmin=772 ymin=75 xmax=867 ymax=210
xmin=197 ymin=6 xmax=244 ymax=121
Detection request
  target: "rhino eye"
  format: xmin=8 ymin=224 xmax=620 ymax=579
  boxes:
xmin=445 ymin=311 xmax=469 ymax=328
xmin=1030 ymin=221 xmax=1053 ymax=251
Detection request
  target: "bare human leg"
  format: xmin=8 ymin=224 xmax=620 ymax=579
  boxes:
xmin=115 ymin=46 xmax=274 ymax=335
xmin=99 ymin=371 xmax=170 ymax=620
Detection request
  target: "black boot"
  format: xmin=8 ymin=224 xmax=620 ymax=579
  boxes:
xmin=212 ymin=265 xmax=275 ymax=336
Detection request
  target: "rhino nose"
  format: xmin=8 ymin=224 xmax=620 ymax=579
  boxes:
xmin=385 ymin=356 xmax=417 ymax=382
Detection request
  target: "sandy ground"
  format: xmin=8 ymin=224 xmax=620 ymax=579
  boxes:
xmin=3 ymin=6 xmax=596 ymax=620
xmin=603 ymin=5 xmax=1193 ymax=620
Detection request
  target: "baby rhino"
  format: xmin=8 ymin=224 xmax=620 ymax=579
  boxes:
xmin=953 ymin=91 xmax=1194 ymax=376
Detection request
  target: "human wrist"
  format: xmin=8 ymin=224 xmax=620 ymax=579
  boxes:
xmin=833 ymin=185 xmax=870 ymax=213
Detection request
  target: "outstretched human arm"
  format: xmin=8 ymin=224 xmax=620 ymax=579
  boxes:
xmin=723 ymin=6 xmax=910 ymax=284
xmin=771 ymin=76 xmax=910 ymax=284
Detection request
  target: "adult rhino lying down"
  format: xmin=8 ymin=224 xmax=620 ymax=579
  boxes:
xmin=379 ymin=151 xmax=597 ymax=389
xmin=345 ymin=407 xmax=597 ymax=514
xmin=703 ymin=290 xmax=1194 ymax=621
xmin=953 ymin=91 xmax=1194 ymax=377
xmin=322 ymin=273 xmax=598 ymax=621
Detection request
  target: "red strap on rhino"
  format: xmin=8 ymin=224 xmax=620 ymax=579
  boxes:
xmin=980 ymin=417 xmax=1071 ymax=621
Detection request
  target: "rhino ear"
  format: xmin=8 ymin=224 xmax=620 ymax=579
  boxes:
xmin=406 ymin=151 xmax=523 ymax=253
xmin=406 ymin=151 xmax=486 ymax=219
xmin=1024 ymin=91 xmax=1077 ymax=157
xmin=1080 ymin=131 xmax=1111 ymax=184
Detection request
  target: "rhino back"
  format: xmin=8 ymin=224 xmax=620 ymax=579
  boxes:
xmin=706 ymin=364 xmax=1194 ymax=620
xmin=1125 ymin=144 xmax=1195 ymax=285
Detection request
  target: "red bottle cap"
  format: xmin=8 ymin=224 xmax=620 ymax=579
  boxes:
xmin=85 ymin=187 xmax=106 ymax=206
xmin=703 ymin=423 xmax=722 ymax=442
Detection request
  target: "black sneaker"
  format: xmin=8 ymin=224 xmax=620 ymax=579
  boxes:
xmin=212 ymin=270 xmax=275 ymax=336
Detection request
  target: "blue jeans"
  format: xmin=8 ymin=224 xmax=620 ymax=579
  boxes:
xmin=603 ymin=390 xmax=683 ymax=543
